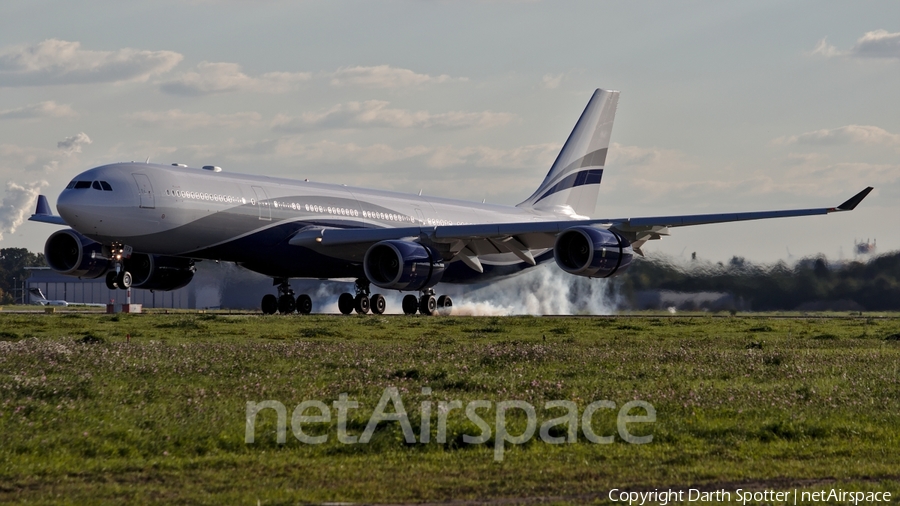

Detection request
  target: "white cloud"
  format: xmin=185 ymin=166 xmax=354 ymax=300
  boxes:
xmin=272 ymin=100 xmax=513 ymax=131
xmin=809 ymin=30 xmax=900 ymax=60
xmin=0 ymin=100 xmax=75 ymax=120
xmin=849 ymin=29 xmax=900 ymax=59
xmin=541 ymin=73 xmax=565 ymax=89
xmin=424 ymin=144 xmax=560 ymax=169
xmin=0 ymin=144 xmax=60 ymax=172
xmin=606 ymin=142 xmax=668 ymax=166
xmin=808 ymin=38 xmax=841 ymax=58
xmin=0 ymin=39 xmax=182 ymax=86
xmin=57 ymin=132 xmax=92 ymax=155
xmin=159 ymin=62 xmax=311 ymax=95
xmin=774 ymin=125 xmax=900 ymax=147
xmin=0 ymin=180 xmax=48 ymax=241
xmin=327 ymin=65 xmax=465 ymax=88
xmin=126 ymin=109 xmax=262 ymax=129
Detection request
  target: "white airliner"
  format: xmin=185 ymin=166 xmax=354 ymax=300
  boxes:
xmin=28 ymin=287 xmax=105 ymax=308
xmin=29 ymin=89 xmax=872 ymax=315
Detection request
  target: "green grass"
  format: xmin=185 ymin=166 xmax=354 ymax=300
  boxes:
xmin=1 ymin=312 xmax=900 ymax=504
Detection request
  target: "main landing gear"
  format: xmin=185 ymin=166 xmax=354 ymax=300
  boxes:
xmin=105 ymin=243 xmax=133 ymax=290
xmin=261 ymin=278 xmax=312 ymax=315
xmin=260 ymin=278 xmax=452 ymax=316
xmin=402 ymin=288 xmax=452 ymax=316
xmin=338 ymin=279 xmax=386 ymax=315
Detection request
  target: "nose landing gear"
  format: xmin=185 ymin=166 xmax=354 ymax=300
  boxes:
xmin=104 ymin=243 xmax=133 ymax=290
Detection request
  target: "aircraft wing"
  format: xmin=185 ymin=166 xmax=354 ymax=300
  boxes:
xmin=28 ymin=195 xmax=67 ymax=226
xmin=290 ymin=187 xmax=872 ymax=268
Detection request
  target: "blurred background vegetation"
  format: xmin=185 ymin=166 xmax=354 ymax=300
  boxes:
xmin=618 ymin=251 xmax=900 ymax=311
xmin=0 ymin=247 xmax=45 ymax=304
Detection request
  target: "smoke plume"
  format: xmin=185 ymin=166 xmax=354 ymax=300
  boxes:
xmin=0 ymin=180 xmax=48 ymax=242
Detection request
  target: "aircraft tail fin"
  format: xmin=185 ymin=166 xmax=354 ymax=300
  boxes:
xmin=29 ymin=287 xmax=47 ymax=300
xmin=517 ymin=89 xmax=618 ymax=217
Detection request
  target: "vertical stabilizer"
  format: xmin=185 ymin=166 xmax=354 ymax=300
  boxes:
xmin=517 ymin=89 xmax=618 ymax=216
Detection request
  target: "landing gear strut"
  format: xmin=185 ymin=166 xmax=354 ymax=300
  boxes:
xmin=402 ymin=288 xmax=452 ymax=315
xmin=104 ymin=243 xmax=132 ymax=290
xmin=338 ymin=279 xmax=387 ymax=315
xmin=261 ymin=278 xmax=312 ymax=315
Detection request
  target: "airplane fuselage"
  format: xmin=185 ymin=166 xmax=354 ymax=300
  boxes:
xmin=57 ymin=163 xmax=570 ymax=281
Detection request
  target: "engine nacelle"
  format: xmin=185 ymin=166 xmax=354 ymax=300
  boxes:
xmin=44 ymin=229 xmax=110 ymax=279
xmin=554 ymin=226 xmax=633 ymax=278
xmin=364 ymin=240 xmax=445 ymax=291
xmin=124 ymin=253 xmax=195 ymax=291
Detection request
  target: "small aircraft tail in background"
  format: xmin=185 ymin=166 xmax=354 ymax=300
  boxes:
xmin=28 ymin=287 xmax=105 ymax=307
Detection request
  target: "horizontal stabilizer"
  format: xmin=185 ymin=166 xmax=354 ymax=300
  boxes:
xmin=29 ymin=195 xmax=67 ymax=225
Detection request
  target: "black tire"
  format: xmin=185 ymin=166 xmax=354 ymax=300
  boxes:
xmin=296 ymin=294 xmax=312 ymax=314
xmin=355 ymin=294 xmax=370 ymax=314
xmin=370 ymin=294 xmax=386 ymax=314
xmin=278 ymin=294 xmax=296 ymax=314
xmin=106 ymin=271 xmax=118 ymax=290
xmin=402 ymin=294 xmax=418 ymax=315
xmin=419 ymin=295 xmax=437 ymax=315
xmin=261 ymin=294 xmax=278 ymax=314
xmin=338 ymin=292 xmax=355 ymax=315
xmin=117 ymin=270 xmax=132 ymax=289
xmin=437 ymin=295 xmax=453 ymax=315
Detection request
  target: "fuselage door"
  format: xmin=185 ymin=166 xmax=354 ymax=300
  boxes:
xmin=133 ymin=174 xmax=155 ymax=209
xmin=252 ymin=185 xmax=271 ymax=221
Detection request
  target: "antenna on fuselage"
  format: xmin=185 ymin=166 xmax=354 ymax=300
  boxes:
xmin=418 ymin=189 xmax=423 ymax=196
xmin=145 ymin=156 xmax=151 ymax=163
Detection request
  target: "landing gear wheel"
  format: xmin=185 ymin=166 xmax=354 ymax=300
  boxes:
xmin=278 ymin=294 xmax=296 ymax=314
xmin=402 ymin=294 xmax=419 ymax=315
xmin=116 ymin=270 xmax=132 ymax=289
xmin=370 ymin=294 xmax=386 ymax=314
xmin=419 ymin=295 xmax=437 ymax=315
xmin=338 ymin=292 xmax=355 ymax=315
xmin=261 ymin=294 xmax=278 ymax=315
xmin=296 ymin=294 xmax=312 ymax=314
xmin=106 ymin=271 xmax=119 ymax=290
xmin=355 ymin=294 xmax=370 ymax=314
xmin=437 ymin=295 xmax=453 ymax=315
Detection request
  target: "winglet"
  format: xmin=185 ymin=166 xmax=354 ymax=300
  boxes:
xmin=835 ymin=187 xmax=874 ymax=212
xmin=29 ymin=195 xmax=68 ymax=225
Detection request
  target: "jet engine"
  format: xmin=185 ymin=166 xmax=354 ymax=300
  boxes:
xmin=124 ymin=253 xmax=195 ymax=291
xmin=363 ymin=240 xmax=445 ymax=291
xmin=44 ymin=229 xmax=110 ymax=279
xmin=553 ymin=226 xmax=633 ymax=278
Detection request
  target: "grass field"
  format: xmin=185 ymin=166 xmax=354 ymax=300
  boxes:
xmin=1 ymin=311 xmax=899 ymax=504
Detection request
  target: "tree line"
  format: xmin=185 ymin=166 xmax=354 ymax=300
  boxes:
xmin=618 ymin=251 xmax=900 ymax=311
xmin=0 ymin=248 xmax=46 ymax=304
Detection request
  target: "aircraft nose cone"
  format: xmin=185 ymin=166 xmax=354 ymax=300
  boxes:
xmin=55 ymin=189 xmax=79 ymax=222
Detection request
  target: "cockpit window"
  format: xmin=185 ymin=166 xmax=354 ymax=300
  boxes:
xmin=92 ymin=181 xmax=102 ymax=190
xmin=100 ymin=181 xmax=112 ymax=191
xmin=73 ymin=181 xmax=91 ymax=189
xmin=66 ymin=180 xmax=76 ymax=189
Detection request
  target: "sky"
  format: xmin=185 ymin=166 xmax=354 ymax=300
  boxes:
xmin=1 ymin=0 xmax=898 ymax=264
